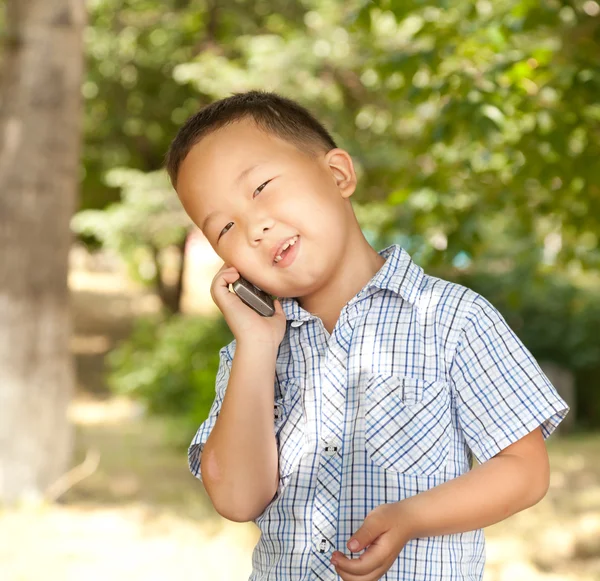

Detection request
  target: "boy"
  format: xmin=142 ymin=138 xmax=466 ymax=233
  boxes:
xmin=166 ymin=91 xmax=568 ymax=581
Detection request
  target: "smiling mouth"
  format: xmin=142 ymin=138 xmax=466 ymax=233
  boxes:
xmin=273 ymin=235 xmax=299 ymax=264
xmin=273 ymin=235 xmax=300 ymax=268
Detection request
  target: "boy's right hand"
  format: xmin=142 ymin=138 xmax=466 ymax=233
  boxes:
xmin=210 ymin=263 xmax=287 ymax=349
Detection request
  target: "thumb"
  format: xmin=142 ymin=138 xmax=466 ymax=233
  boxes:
xmin=347 ymin=517 xmax=381 ymax=552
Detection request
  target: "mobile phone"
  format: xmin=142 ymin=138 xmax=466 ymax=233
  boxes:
xmin=232 ymin=276 xmax=275 ymax=317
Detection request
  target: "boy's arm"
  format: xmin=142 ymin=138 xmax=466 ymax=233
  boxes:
xmin=398 ymin=425 xmax=549 ymax=537
xmin=398 ymin=294 xmax=563 ymax=537
xmin=201 ymin=341 xmax=280 ymax=522
xmin=331 ymin=427 xmax=550 ymax=578
xmin=197 ymin=264 xmax=288 ymax=522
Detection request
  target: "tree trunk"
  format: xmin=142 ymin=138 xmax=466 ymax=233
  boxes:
xmin=0 ymin=0 xmax=85 ymax=503
xmin=151 ymin=234 xmax=189 ymax=315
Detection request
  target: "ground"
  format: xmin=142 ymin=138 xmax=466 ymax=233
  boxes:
xmin=1 ymin=250 xmax=599 ymax=581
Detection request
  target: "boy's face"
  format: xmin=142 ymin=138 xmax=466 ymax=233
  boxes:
xmin=176 ymin=118 xmax=357 ymax=298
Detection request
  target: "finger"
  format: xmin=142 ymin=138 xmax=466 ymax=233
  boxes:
xmin=333 ymin=560 xmax=389 ymax=581
xmin=217 ymin=268 xmax=240 ymax=285
xmin=332 ymin=542 xmax=387 ymax=576
xmin=346 ymin=516 xmax=384 ymax=553
xmin=211 ymin=269 xmax=240 ymax=297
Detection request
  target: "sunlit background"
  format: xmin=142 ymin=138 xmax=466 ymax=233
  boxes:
xmin=1 ymin=0 xmax=599 ymax=579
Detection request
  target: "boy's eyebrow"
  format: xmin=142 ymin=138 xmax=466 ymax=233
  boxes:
xmin=235 ymin=163 xmax=263 ymax=186
xmin=201 ymin=163 xmax=264 ymax=232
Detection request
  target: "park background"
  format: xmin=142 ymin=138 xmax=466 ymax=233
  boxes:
xmin=1 ymin=0 xmax=599 ymax=579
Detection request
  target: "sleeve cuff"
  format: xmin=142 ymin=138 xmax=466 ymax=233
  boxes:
xmin=188 ymin=442 xmax=205 ymax=482
xmin=469 ymin=400 xmax=570 ymax=464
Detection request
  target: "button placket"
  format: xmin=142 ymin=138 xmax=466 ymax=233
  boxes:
xmin=311 ymin=341 xmax=347 ymax=578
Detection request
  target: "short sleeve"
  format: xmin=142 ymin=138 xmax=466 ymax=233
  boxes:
xmin=449 ymin=295 xmax=569 ymax=464
xmin=188 ymin=344 xmax=234 ymax=482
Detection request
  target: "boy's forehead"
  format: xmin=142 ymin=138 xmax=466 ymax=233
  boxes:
xmin=178 ymin=118 xmax=322 ymax=198
xmin=176 ymin=119 xmax=303 ymax=225
xmin=181 ymin=120 xmax=291 ymax=180
xmin=199 ymin=118 xmax=285 ymax=156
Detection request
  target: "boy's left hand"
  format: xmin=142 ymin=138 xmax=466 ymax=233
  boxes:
xmin=331 ymin=502 xmax=412 ymax=581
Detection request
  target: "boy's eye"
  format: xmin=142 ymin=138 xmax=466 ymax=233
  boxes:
xmin=218 ymin=180 xmax=271 ymax=240
xmin=253 ymin=180 xmax=271 ymax=198
xmin=218 ymin=222 xmax=233 ymax=240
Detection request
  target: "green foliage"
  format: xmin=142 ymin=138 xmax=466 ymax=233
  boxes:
xmin=455 ymin=268 xmax=600 ymax=371
xmin=107 ymin=313 xmax=233 ymax=438
xmin=81 ymin=0 xmax=309 ymax=212
xmin=346 ymin=0 xmax=600 ymax=271
xmin=72 ymin=168 xmax=190 ymax=287
xmin=81 ymin=0 xmax=200 ymax=210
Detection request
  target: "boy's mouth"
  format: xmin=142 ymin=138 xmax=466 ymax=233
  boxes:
xmin=273 ymin=235 xmax=300 ymax=267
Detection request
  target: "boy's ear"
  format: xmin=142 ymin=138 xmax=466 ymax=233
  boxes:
xmin=325 ymin=148 xmax=357 ymax=199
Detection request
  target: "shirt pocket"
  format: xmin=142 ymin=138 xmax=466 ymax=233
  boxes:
xmin=364 ymin=375 xmax=451 ymax=476
xmin=274 ymin=379 xmax=306 ymax=478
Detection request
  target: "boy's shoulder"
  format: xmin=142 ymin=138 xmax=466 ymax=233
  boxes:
xmin=376 ymin=244 xmax=494 ymax=336
xmin=417 ymin=270 xmax=490 ymax=328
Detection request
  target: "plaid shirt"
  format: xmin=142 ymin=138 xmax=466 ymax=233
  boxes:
xmin=189 ymin=244 xmax=568 ymax=580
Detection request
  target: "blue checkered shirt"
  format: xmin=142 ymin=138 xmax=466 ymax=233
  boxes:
xmin=189 ymin=244 xmax=568 ymax=580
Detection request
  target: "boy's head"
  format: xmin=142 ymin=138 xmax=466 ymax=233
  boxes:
xmin=166 ymin=90 xmax=363 ymax=299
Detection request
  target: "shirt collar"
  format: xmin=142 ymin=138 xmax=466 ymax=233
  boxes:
xmin=369 ymin=244 xmax=424 ymax=305
xmin=280 ymin=244 xmax=424 ymax=322
xmin=280 ymin=294 xmax=312 ymax=322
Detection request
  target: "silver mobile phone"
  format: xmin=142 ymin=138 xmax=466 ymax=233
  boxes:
xmin=232 ymin=277 xmax=275 ymax=317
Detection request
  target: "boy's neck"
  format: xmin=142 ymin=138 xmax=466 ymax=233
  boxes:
xmin=298 ymin=233 xmax=386 ymax=335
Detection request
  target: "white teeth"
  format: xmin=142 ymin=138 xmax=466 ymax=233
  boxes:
xmin=274 ymin=236 xmax=298 ymax=263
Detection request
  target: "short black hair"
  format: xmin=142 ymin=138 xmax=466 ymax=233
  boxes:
xmin=165 ymin=90 xmax=338 ymax=188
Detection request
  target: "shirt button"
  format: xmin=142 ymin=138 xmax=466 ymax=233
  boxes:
xmin=291 ymin=320 xmax=303 ymax=328
xmin=324 ymin=439 xmax=340 ymax=457
xmin=316 ymin=538 xmax=331 ymax=553
xmin=273 ymin=404 xmax=283 ymax=421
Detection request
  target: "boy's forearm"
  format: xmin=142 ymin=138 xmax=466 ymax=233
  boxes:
xmin=398 ymin=434 xmax=550 ymax=539
xmin=201 ymin=341 xmax=280 ymax=522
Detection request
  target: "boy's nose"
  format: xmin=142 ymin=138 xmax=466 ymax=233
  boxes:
xmin=248 ymin=216 xmax=275 ymax=244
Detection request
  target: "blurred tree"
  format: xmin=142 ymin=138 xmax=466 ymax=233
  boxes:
xmin=0 ymin=0 xmax=85 ymax=502
xmin=348 ymin=0 xmax=600 ymax=272
xmin=72 ymin=169 xmax=192 ymax=313
xmin=107 ymin=312 xmax=234 ymax=443
xmin=80 ymin=0 xmax=308 ymax=213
